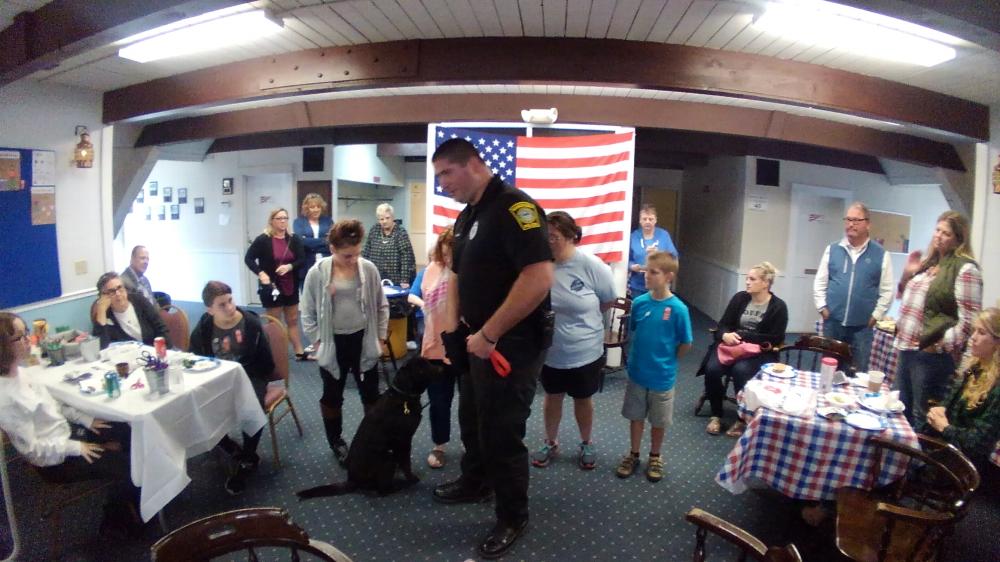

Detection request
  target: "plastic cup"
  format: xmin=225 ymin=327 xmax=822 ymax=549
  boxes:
xmin=116 ymin=362 xmax=130 ymax=379
xmin=868 ymin=371 xmax=886 ymax=393
xmin=80 ymin=337 xmax=100 ymax=362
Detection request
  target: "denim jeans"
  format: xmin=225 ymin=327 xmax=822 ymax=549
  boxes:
xmin=894 ymin=350 xmax=955 ymax=427
xmin=822 ymin=321 xmax=874 ymax=372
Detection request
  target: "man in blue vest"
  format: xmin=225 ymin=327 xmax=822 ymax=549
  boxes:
xmin=813 ymin=202 xmax=894 ymax=371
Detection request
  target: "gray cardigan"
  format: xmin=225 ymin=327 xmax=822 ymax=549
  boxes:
xmin=301 ymin=256 xmax=389 ymax=378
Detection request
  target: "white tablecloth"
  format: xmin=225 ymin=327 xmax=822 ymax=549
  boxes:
xmin=29 ymin=352 xmax=266 ymax=521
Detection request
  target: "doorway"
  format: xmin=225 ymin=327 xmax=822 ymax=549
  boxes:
xmin=785 ymin=184 xmax=851 ymax=332
xmin=640 ymin=187 xmax=679 ymax=244
xmin=244 ymin=173 xmax=295 ymax=305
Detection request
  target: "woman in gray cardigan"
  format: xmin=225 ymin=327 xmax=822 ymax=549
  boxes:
xmin=301 ymin=219 xmax=389 ymax=465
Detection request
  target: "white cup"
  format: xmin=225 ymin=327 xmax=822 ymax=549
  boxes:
xmin=79 ymin=337 xmax=100 ymax=362
xmin=868 ymin=371 xmax=886 ymax=392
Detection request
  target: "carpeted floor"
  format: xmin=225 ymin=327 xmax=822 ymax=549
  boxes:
xmin=6 ymin=308 xmax=998 ymax=561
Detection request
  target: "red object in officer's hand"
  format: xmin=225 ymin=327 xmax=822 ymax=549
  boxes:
xmin=490 ymin=350 xmax=511 ymax=377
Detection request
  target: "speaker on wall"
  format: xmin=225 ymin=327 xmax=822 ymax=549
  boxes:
xmin=303 ymin=147 xmax=325 ymax=172
xmin=756 ymin=158 xmax=780 ymax=187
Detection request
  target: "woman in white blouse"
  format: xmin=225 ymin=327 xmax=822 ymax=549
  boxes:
xmin=0 ymin=312 xmax=140 ymax=535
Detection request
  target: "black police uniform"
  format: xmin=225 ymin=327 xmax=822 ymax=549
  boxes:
xmin=452 ymin=175 xmax=552 ymax=526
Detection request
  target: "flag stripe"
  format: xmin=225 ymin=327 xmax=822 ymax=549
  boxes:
xmin=594 ymin=251 xmax=623 ymax=263
xmin=517 ymin=171 xmax=629 ymax=189
xmin=574 ymin=211 xmax=625 ymax=227
xmin=517 ymin=132 xmax=634 ymax=148
xmin=515 ymin=161 xmax=631 ymax=179
xmin=433 ymin=205 xmax=461 ymax=219
xmin=517 ymin=151 xmax=631 ymax=168
xmin=533 ymin=191 xmax=626 ymax=208
xmin=579 ymin=231 xmax=624 ymax=245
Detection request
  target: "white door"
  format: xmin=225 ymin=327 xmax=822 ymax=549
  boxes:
xmin=244 ymin=173 xmax=295 ymax=305
xmin=785 ymin=184 xmax=851 ymax=333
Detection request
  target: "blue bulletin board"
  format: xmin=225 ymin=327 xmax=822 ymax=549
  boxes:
xmin=0 ymin=147 xmax=61 ymax=308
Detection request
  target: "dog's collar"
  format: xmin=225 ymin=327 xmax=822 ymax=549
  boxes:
xmin=388 ymin=381 xmax=422 ymax=400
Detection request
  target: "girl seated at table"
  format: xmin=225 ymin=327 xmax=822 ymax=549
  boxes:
xmin=0 ymin=312 xmax=141 ymax=536
xmin=923 ymin=307 xmax=1000 ymax=476
xmin=92 ymin=271 xmax=170 ymax=349
xmin=697 ymin=262 xmax=788 ymax=437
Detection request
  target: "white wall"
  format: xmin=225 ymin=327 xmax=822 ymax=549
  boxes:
xmin=0 ymin=81 xmax=106 ymax=300
xmin=975 ymin=106 xmax=1000 ymax=308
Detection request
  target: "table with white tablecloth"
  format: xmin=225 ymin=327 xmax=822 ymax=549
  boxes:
xmin=29 ymin=352 xmax=266 ymax=521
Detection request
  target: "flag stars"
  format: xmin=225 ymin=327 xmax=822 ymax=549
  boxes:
xmin=492 ymin=139 xmax=500 ymax=146
xmin=485 ymin=146 xmax=493 ymax=153
xmin=492 ymin=168 xmax=499 ymax=174
xmin=505 ymin=169 xmax=513 ymax=177
xmin=478 ymin=138 xmax=486 ymax=145
xmin=507 ymin=155 xmax=514 ymax=162
xmin=451 ymin=134 xmax=458 ymax=139
xmin=478 ymin=152 xmax=487 ymax=160
xmin=499 ymin=147 xmax=507 ymax=154
xmin=438 ymin=130 xmax=444 ymax=138
xmin=464 ymin=136 xmax=471 ymax=142
xmin=507 ymin=141 xmax=514 ymax=148
xmin=499 ymin=162 xmax=507 ymax=168
xmin=492 ymin=154 xmax=500 ymax=161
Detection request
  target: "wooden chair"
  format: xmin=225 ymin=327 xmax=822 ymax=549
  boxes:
xmin=777 ymin=334 xmax=852 ymax=374
xmin=686 ymin=508 xmax=802 ymax=562
xmin=158 ymin=304 xmax=190 ymax=351
xmin=600 ymin=297 xmax=631 ymax=390
xmin=834 ymin=435 xmax=978 ymax=562
xmin=150 ymin=506 xmax=353 ymax=561
xmin=694 ymin=328 xmax=739 ymax=415
xmin=0 ymin=432 xmax=21 ymax=562
xmin=260 ymin=315 xmax=304 ymax=469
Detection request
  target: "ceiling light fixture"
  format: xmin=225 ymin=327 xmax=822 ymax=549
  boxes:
xmin=753 ymin=1 xmax=957 ymax=67
xmin=118 ymin=9 xmax=283 ymax=63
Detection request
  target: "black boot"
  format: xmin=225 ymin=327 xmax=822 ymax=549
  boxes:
xmin=321 ymin=404 xmax=348 ymax=467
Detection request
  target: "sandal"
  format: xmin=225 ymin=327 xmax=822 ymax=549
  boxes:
xmin=725 ymin=421 xmax=746 ymax=438
xmin=295 ymin=352 xmax=315 ymax=362
xmin=706 ymin=417 xmax=722 ymax=435
xmin=427 ymin=449 xmax=445 ymax=469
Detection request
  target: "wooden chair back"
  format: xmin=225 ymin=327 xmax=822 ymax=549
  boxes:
xmin=686 ymin=508 xmax=802 ymax=562
xmin=260 ymin=315 xmax=289 ymax=384
xmin=778 ymin=334 xmax=852 ymax=373
xmin=150 ymin=506 xmax=353 ymax=561
xmin=604 ymin=297 xmax=631 ymax=350
xmin=158 ymin=305 xmax=190 ymax=352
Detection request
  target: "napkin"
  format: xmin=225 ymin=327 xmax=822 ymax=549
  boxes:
xmin=744 ymin=380 xmax=817 ymax=418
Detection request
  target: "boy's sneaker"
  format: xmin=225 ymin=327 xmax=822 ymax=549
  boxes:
xmin=646 ymin=455 xmax=665 ymax=483
xmin=531 ymin=441 xmax=559 ymax=468
xmin=578 ymin=442 xmax=596 ymax=470
xmin=615 ymin=454 xmax=640 ymax=478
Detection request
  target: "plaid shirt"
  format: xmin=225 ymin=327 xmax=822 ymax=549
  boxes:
xmin=362 ymin=223 xmax=416 ymax=286
xmin=893 ymin=262 xmax=982 ymax=357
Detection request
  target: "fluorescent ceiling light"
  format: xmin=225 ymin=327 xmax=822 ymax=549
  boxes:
xmin=119 ymin=9 xmax=283 ymax=63
xmin=754 ymin=1 xmax=957 ymax=67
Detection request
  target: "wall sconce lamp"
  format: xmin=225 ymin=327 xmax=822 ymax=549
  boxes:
xmin=74 ymin=126 xmax=94 ymax=168
xmin=521 ymin=108 xmax=558 ymax=125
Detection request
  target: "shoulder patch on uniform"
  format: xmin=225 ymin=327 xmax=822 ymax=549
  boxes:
xmin=508 ymin=201 xmax=541 ymax=231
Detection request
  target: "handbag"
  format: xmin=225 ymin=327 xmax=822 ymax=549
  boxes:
xmin=717 ymin=341 xmax=772 ymax=366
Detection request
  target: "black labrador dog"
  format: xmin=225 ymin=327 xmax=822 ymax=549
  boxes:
xmin=297 ymin=357 xmax=443 ymax=499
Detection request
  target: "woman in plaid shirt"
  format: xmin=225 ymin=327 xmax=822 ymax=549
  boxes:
xmin=893 ymin=211 xmax=982 ymax=427
xmin=362 ymin=203 xmax=416 ymax=287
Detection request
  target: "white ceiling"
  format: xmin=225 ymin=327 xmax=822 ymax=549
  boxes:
xmin=8 ymin=1 xmax=1000 ymax=134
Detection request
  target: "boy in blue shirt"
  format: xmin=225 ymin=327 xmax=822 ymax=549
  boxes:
xmin=616 ymin=251 xmax=692 ymax=482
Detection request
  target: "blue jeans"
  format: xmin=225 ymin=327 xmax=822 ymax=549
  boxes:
xmin=894 ymin=350 xmax=955 ymax=427
xmin=822 ymin=321 xmax=874 ymax=372
xmin=427 ymin=360 xmax=460 ymax=445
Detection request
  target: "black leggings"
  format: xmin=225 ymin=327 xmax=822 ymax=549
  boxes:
xmin=319 ymin=330 xmax=380 ymax=408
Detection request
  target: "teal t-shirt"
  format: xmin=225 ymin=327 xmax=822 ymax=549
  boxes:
xmin=627 ymin=293 xmax=693 ymax=391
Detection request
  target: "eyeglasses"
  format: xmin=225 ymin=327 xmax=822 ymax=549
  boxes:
xmin=101 ymin=285 xmax=127 ymax=296
xmin=9 ymin=333 xmax=28 ymax=343
xmin=273 ymin=216 xmax=289 ymax=221
xmin=843 ymin=217 xmax=868 ymax=223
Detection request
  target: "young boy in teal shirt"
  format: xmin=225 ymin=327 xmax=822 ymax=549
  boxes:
xmin=617 ymin=251 xmax=693 ymax=482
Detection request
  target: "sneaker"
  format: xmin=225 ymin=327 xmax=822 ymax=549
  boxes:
xmin=530 ymin=441 xmax=558 ymax=468
xmin=615 ymin=454 xmax=640 ymax=478
xmin=332 ymin=439 xmax=349 ymax=467
xmin=304 ymin=344 xmax=315 ymax=354
xmin=406 ymin=340 xmax=418 ymax=351
xmin=646 ymin=455 xmax=665 ymax=482
xmin=578 ymin=442 xmax=596 ymax=470
xmin=224 ymin=468 xmax=248 ymax=495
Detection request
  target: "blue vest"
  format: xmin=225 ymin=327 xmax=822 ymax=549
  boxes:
xmin=826 ymin=241 xmax=885 ymax=327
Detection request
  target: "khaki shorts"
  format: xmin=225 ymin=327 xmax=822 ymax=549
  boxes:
xmin=621 ymin=379 xmax=675 ymax=429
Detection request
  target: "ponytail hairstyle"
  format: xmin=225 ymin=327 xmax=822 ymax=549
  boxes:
xmin=751 ymin=261 xmax=778 ymax=289
xmin=328 ymin=219 xmax=365 ymax=250
xmin=547 ymin=211 xmax=582 ymax=244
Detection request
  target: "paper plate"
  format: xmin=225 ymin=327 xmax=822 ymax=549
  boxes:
xmin=859 ymin=393 xmax=906 ymax=414
xmin=761 ymin=363 xmax=796 ymax=379
xmin=824 ymin=391 xmax=856 ymax=407
xmin=845 ymin=411 xmax=887 ymax=431
xmin=817 ymin=406 xmax=849 ymax=421
xmin=184 ymin=358 xmax=220 ymax=373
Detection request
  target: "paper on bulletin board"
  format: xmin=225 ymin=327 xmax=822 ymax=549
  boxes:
xmin=0 ymin=151 xmax=22 ymax=191
xmin=30 ymin=186 xmax=56 ymax=225
xmin=218 ymin=213 xmax=230 ymax=226
xmin=31 ymin=150 xmax=56 ymax=186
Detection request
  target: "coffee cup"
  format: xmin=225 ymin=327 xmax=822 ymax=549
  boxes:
xmin=868 ymin=371 xmax=886 ymax=392
xmin=115 ymin=362 xmax=130 ymax=379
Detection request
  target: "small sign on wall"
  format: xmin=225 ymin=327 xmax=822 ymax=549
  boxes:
xmin=748 ymin=194 xmax=768 ymax=212
xmin=222 ymin=178 xmax=233 ymax=195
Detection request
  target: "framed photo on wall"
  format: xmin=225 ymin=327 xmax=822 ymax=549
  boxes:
xmin=170 ymin=204 xmax=180 ymax=220
xmin=178 ymin=187 xmax=188 ymax=204
xmin=222 ymin=178 xmax=233 ymax=195
xmin=163 ymin=187 xmax=173 ymax=203
xmin=194 ymin=197 xmax=205 ymax=214
xmin=137 ymin=189 xmax=144 ymax=203
xmin=157 ymin=205 xmax=166 ymax=220
xmin=149 ymin=181 xmax=158 ymax=196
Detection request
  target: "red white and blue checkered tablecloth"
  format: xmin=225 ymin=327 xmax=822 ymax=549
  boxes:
xmin=814 ymin=319 xmax=899 ymax=386
xmin=715 ymin=369 xmax=919 ymax=501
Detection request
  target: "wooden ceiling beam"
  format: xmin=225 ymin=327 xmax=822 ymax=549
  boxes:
xmin=138 ymin=92 xmax=966 ymax=171
xmin=104 ymin=38 xmax=988 ymax=141
xmin=0 ymin=0 xmax=245 ymax=85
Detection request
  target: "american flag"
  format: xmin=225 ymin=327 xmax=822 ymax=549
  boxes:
xmin=430 ymin=126 xmax=634 ymax=263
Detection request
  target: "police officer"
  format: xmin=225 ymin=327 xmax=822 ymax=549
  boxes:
xmin=431 ymin=138 xmax=554 ymax=560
